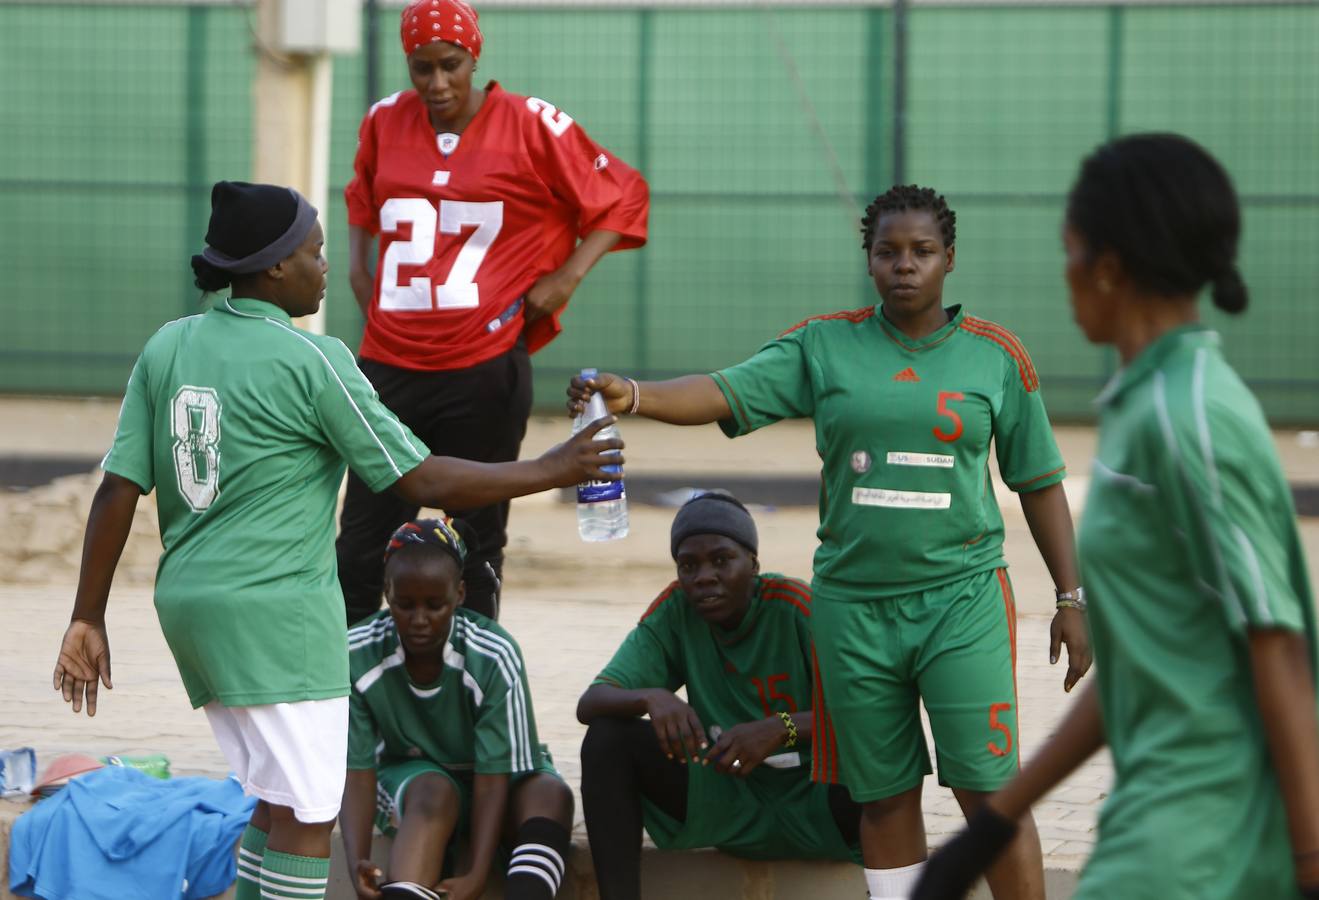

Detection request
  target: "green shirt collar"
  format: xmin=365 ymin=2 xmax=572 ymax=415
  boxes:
xmin=218 ymin=296 xmax=294 ymax=325
xmin=1094 ymin=323 xmax=1219 ymax=407
xmin=877 ymin=304 xmax=965 ymax=351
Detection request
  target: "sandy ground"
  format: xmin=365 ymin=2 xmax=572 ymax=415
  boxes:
xmin=1 ymin=395 xmax=1317 ymax=879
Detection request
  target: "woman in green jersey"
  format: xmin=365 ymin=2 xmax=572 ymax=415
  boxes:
xmin=567 ymin=186 xmax=1090 ymax=900
xmin=51 ymin=182 xmax=619 ymax=900
xmin=913 ymin=135 xmax=1319 ymax=900
xmin=341 ymin=519 xmax=572 ymax=900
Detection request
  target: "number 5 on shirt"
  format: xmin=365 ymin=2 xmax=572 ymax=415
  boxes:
xmin=378 ymin=198 xmax=504 ymax=312
xmin=933 ymin=390 xmax=965 ymax=443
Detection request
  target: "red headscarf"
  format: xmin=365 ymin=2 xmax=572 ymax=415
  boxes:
xmin=400 ymin=0 xmax=483 ymax=60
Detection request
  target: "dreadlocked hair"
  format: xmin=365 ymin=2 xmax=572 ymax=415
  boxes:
xmin=860 ymin=185 xmax=956 ymax=252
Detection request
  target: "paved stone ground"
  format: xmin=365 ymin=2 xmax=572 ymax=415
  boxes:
xmin=0 ymin=526 xmax=1106 ymax=872
xmin=1 ymin=398 xmax=1315 ymax=896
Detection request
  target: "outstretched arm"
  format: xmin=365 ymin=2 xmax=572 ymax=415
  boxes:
xmin=566 ymin=372 xmax=731 ymax=426
xmin=391 ymin=416 xmax=623 ymax=509
xmin=53 ymin=472 xmax=142 ymax=716
xmin=1249 ymin=629 xmax=1319 ymax=893
xmin=1019 ymin=482 xmax=1092 ymax=692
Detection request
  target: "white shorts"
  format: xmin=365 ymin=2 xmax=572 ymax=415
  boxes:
xmin=204 ymin=697 xmax=348 ymax=823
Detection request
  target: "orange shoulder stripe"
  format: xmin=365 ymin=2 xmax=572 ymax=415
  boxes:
xmin=779 ymin=306 xmax=875 ymax=338
xmin=964 ymin=316 xmax=1039 ymax=385
xmin=640 ymin=582 xmax=681 ymax=622
xmin=967 ymin=317 xmax=1039 ymax=385
xmin=762 ymin=591 xmax=812 ymax=617
xmin=959 ymin=317 xmax=1040 ymax=392
xmin=763 ymin=576 xmax=812 ymax=598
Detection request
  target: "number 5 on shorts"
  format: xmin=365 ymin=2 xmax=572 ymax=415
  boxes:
xmin=987 ymin=702 xmax=1013 ymax=757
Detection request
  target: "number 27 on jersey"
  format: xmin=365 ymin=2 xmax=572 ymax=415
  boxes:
xmin=378 ymin=199 xmax=504 ymax=312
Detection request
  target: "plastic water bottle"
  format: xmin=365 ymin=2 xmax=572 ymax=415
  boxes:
xmin=574 ymin=368 xmax=629 ymax=541
xmin=0 ymin=747 xmax=36 ymax=797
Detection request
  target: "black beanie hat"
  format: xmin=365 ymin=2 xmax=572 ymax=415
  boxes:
xmin=670 ymin=491 xmax=759 ymax=559
xmin=196 ymin=181 xmax=318 ymax=274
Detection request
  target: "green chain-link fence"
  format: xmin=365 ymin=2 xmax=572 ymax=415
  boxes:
xmin=2 ymin=1 xmax=1315 ymax=420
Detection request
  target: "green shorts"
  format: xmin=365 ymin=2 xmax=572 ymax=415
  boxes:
xmin=375 ymin=752 xmax=561 ymax=838
xmin=810 ymin=567 xmax=1020 ymax=801
xmin=642 ymin=762 xmax=860 ymax=864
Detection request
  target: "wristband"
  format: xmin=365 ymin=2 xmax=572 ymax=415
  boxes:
xmin=625 ymin=377 xmax=640 ymax=415
xmin=776 ymin=711 xmax=798 ymax=749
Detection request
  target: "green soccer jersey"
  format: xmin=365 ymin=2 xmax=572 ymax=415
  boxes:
xmin=102 ymin=297 xmax=428 ymax=708
xmin=1076 ymin=325 xmax=1316 ymax=898
xmin=595 ymin=574 xmax=816 ymax=774
xmin=712 ymin=306 xmax=1065 ymax=599
xmin=347 ymin=609 xmax=551 ymax=775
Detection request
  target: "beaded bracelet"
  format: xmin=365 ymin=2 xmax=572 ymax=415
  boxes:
xmin=777 ymin=711 xmax=798 ymax=749
xmin=625 ymin=377 xmax=640 ymax=415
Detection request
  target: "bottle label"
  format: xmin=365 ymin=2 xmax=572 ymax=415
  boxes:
xmin=578 ymin=465 xmax=624 ymax=503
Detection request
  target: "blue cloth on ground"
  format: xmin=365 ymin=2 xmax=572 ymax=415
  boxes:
xmin=8 ymin=765 xmax=256 ymax=900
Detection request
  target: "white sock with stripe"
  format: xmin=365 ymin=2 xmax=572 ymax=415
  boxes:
xmin=505 ymin=816 xmax=569 ymax=899
xmin=865 ymin=861 xmax=925 ymax=899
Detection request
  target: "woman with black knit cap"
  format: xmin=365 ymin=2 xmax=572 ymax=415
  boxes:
xmin=914 ymin=134 xmax=1319 ymax=900
xmin=50 ymin=180 xmax=623 ymax=900
xmin=336 ymin=0 xmax=649 ymax=625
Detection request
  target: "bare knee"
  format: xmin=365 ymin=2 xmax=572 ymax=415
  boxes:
xmin=403 ymin=773 xmax=461 ymax=824
xmin=513 ymin=773 xmax=574 ymax=828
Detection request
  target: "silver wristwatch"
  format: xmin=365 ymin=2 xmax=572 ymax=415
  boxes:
xmin=1055 ymin=587 xmax=1086 ymax=611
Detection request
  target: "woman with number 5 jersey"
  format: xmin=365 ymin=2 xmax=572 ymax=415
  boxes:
xmin=338 ymin=0 xmax=649 ymax=625
xmin=567 ymin=185 xmax=1091 ymax=900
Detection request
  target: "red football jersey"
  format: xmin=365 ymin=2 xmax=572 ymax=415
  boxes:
xmin=345 ymin=82 xmax=649 ymax=371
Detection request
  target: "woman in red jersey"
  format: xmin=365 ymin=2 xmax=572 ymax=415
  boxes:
xmin=337 ymin=0 xmax=649 ymax=623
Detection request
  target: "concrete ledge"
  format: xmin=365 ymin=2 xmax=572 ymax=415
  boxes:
xmin=2 ymin=798 xmax=1077 ymax=900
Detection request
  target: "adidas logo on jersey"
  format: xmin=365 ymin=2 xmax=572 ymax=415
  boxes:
xmin=893 ymin=367 xmax=920 ymax=382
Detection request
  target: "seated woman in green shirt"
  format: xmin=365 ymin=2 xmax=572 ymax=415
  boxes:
xmin=914 ymin=135 xmax=1319 ymax=900
xmin=51 ymin=182 xmax=619 ymax=900
xmin=341 ymin=519 xmax=571 ymax=900
xmin=578 ymin=492 xmax=862 ymax=900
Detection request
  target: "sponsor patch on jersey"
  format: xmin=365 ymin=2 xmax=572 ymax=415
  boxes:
xmin=436 ymin=132 xmax=460 ymax=157
xmin=852 ymin=487 xmax=951 ymax=510
xmin=850 ymin=450 xmax=872 ymax=473
xmin=886 ymin=451 xmax=955 ymax=468
xmin=432 ymin=170 xmax=451 ymax=186
xmin=892 ymin=367 xmax=920 ymax=382
xmin=594 ymin=153 xmax=609 ymax=171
